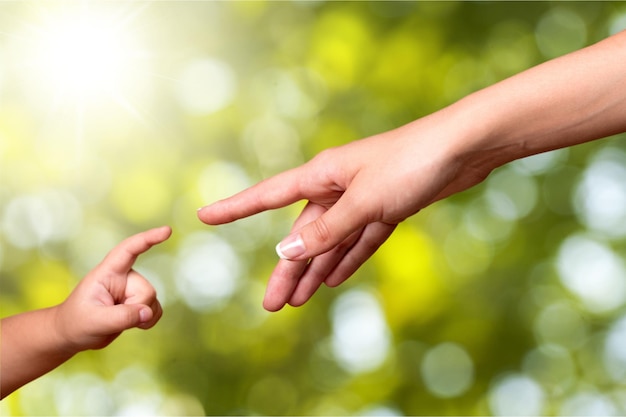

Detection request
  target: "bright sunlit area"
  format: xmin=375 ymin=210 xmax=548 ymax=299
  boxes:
xmin=3 ymin=2 xmax=156 ymax=154
xmin=31 ymin=9 xmax=142 ymax=98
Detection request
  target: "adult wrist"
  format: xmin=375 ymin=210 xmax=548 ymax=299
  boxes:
xmin=445 ymin=90 xmax=529 ymax=173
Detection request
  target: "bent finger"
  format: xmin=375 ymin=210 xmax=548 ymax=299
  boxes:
xmin=263 ymin=259 xmax=309 ymax=312
xmin=325 ymin=222 xmax=396 ymax=287
xmin=124 ymin=270 xmax=158 ymax=305
xmin=136 ymin=299 xmax=163 ymax=330
xmin=93 ymin=304 xmax=150 ymax=335
xmin=262 ymin=202 xmax=326 ymax=311
xmin=276 ymin=182 xmax=374 ymax=261
xmin=287 ymin=229 xmax=362 ymax=307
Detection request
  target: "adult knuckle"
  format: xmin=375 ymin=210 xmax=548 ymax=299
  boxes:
xmin=361 ymin=233 xmax=382 ymax=253
xmin=311 ymin=148 xmax=336 ymax=165
xmin=311 ymin=217 xmax=332 ymax=244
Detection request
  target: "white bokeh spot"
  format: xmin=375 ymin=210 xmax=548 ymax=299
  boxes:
xmin=175 ymin=232 xmax=241 ymax=312
xmin=556 ymin=235 xmax=626 ymax=313
xmin=421 ymin=342 xmax=474 ymax=398
xmin=176 ymin=57 xmax=237 ymax=115
xmin=488 ymin=374 xmax=545 ymax=416
xmin=330 ymin=289 xmax=391 ymax=374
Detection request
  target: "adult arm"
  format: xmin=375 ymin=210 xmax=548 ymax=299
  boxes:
xmin=198 ymin=31 xmax=626 ymax=311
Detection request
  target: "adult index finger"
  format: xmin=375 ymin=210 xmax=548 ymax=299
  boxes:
xmin=197 ymin=166 xmax=309 ymax=225
xmin=103 ymin=226 xmax=172 ymax=274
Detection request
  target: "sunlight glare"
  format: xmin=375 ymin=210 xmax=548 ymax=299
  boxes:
xmin=30 ymin=9 xmax=144 ymax=101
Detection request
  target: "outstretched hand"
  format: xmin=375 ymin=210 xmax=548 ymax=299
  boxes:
xmin=55 ymin=225 xmax=172 ymax=352
xmin=200 ymin=31 xmax=626 ymax=312
xmin=198 ymin=115 xmax=491 ymax=311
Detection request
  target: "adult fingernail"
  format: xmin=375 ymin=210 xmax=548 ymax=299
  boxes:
xmin=275 ymin=234 xmax=306 ymax=260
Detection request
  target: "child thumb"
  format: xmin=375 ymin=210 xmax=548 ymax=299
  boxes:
xmin=101 ymin=304 xmax=153 ymax=333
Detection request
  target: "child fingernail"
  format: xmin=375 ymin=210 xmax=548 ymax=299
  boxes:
xmin=139 ymin=308 xmax=151 ymax=323
xmin=275 ymin=234 xmax=306 ymax=260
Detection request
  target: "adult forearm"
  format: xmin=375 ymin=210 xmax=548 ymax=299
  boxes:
xmin=453 ymin=30 xmax=626 ymax=170
xmin=1 ymin=308 xmax=74 ymax=399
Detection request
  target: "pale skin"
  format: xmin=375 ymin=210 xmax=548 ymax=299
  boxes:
xmin=0 ymin=226 xmax=172 ymax=399
xmin=198 ymin=30 xmax=626 ymax=312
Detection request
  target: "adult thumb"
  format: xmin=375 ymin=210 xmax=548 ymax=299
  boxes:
xmin=275 ymin=194 xmax=368 ymax=261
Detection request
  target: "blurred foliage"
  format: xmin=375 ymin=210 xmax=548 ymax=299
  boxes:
xmin=1 ymin=1 xmax=626 ymax=415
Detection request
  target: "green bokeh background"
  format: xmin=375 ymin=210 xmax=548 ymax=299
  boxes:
xmin=1 ymin=1 xmax=626 ymax=415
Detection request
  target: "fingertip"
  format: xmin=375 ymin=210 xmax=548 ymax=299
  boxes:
xmin=157 ymin=224 xmax=172 ymax=236
xmin=136 ymin=304 xmax=162 ymax=329
xmin=107 ymin=304 xmax=152 ymax=332
xmin=287 ymin=286 xmax=314 ymax=307
xmin=197 ymin=200 xmax=230 ymax=225
xmin=286 ymin=297 xmax=306 ymax=308
xmin=324 ymin=280 xmax=339 ymax=288
xmin=275 ymin=234 xmax=307 ymax=260
xmin=138 ymin=307 xmax=153 ymax=324
xmin=106 ymin=226 xmax=172 ymax=273
xmin=160 ymin=225 xmax=173 ymax=239
xmin=262 ymin=298 xmax=285 ymax=312
xmin=147 ymin=225 xmax=173 ymax=244
xmin=197 ymin=205 xmax=222 ymax=226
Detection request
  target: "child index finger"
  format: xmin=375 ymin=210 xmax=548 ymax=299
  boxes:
xmin=104 ymin=226 xmax=172 ymax=274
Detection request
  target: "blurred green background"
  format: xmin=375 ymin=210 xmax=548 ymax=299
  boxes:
xmin=1 ymin=1 xmax=626 ymax=415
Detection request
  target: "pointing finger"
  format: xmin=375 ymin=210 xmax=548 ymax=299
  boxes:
xmin=197 ymin=166 xmax=309 ymax=225
xmin=103 ymin=226 xmax=172 ymax=274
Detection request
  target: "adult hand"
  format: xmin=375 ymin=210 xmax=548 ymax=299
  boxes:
xmin=198 ymin=114 xmax=490 ymax=311
xmin=199 ymin=31 xmax=626 ymax=312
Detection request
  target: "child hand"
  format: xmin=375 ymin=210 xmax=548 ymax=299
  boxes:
xmin=54 ymin=226 xmax=172 ymax=353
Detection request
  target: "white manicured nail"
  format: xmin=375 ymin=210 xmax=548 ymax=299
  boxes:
xmin=275 ymin=234 xmax=306 ymax=260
